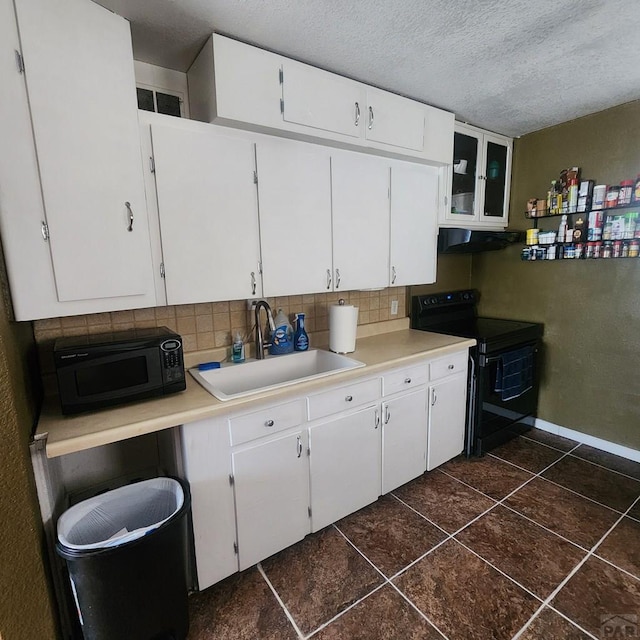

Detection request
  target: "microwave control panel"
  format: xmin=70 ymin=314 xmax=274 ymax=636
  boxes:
xmin=161 ymin=339 xmax=185 ymax=384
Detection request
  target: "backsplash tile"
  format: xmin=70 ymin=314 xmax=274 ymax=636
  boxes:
xmin=33 ymin=288 xmax=407 ymax=380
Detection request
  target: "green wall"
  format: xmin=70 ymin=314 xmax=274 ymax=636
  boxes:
xmin=0 ymin=265 xmax=58 ymax=638
xmin=472 ymin=100 xmax=640 ymax=449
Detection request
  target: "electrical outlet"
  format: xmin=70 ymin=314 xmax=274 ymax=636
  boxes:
xmin=391 ymin=300 xmax=398 ymax=315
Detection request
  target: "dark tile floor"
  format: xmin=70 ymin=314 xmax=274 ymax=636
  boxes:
xmin=187 ymin=429 xmax=640 ymax=639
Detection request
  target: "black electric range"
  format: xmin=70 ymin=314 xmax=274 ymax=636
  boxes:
xmin=411 ymin=289 xmax=544 ymax=455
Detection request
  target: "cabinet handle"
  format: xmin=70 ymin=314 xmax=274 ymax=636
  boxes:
xmin=354 ymin=101 xmax=360 ymax=126
xmin=404 ymin=377 xmax=412 ymax=384
xmin=326 ymin=268 xmax=332 ymax=290
xmin=431 ymin=390 xmax=437 ymax=406
xmin=335 ymin=268 xmax=341 ymax=289
xmin=265 ymin=419 xmax=274 ymax=427
xmin=448 ymin=364 xmax=455 ymax=370
xmin=297 ymin=435 xmax=302 ymax=458
xmin=251 ymin=272 xmax=256 ymax=295
xmin=374 ymin=409 xmax=380 ymax=429
xmin=125 ymin=201 xmax=134 ymax=232
xmin=345 ymin=395 xmax=353 ymax=402
xmin=368 ymin=106 xmax=374 ymax=130
xmin=391 ymin=266 xmax=397 ymax=284
xmin=384 ymin=405 xmax=390 ymax=424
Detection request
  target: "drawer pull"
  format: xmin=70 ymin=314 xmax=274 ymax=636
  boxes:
xmin=375 ymin=409 xmax=380 ymax=429
xmin=297 ymin=435 xmax=303 ymax=458
xmin=448 ymin=364 xmax=455 ymax=370
xmin=404 ymin=377 xmax=412 ymax=384
xmin=345 ymin=395 xmax=353 ymax=402
xmin=384 ymin=405 xmax=391 ymax=424
xmin=265 ymin=419 xmax=275 ymax=427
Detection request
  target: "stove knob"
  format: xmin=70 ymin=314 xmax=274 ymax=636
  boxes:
xmin=462 ymin=292 xmax=470 ymax=300
xmin=429 ymin=297 xmax=437 ymax=305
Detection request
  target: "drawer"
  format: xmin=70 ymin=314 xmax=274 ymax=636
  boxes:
xmin=229 ymin=398 xmax=306 ymax=446
xmin=429 ymin=351 xmax=468 ymax=381
xmin=307 ymin=377 xmax=381 ymax=421
xmin=383 ymin=363 xmax=428 ymax=397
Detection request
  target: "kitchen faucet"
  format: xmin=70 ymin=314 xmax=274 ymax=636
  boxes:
xmin=254 ymin=300 xmax=275 ymax=360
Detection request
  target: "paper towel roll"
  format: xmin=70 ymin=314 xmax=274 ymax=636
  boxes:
xmin=329 ymin=303 xmax=358 ymax=353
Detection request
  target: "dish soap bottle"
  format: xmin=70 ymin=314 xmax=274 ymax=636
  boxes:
xmin=294 ymin=313 xmax=309 ymax=351
xmin=269 ymin=309 xmax=294 ymax=355
xmin=232 ymin=332 xmax=245 ymax=363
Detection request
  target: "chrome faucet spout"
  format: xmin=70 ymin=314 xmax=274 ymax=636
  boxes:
xmin=254 ymin=300 xmax=275 ymax=360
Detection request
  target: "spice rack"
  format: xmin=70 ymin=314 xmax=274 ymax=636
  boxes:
xmin=522 ymin=203 xmax=640 ymax=261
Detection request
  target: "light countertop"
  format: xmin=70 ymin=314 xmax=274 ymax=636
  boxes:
xmin=36 ymin=326 xmax=475 ymax=458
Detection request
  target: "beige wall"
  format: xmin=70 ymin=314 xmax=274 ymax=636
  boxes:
xmin=472 ymin=100 xmax=640 ymax=449
xmin=0 ymin=266 xmax=58 ymax=638
xmin=410 ymin=254 xmax=472 ymax=299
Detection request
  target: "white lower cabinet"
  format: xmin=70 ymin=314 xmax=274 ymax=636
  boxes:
xmin=232 ymin=430 xmax=310 ymax=570
xmin=381 ymin=388 xmax=428 ymax=494
xmin=427 ymin=353 xmax=469 ymax=470
xmin=182 ymin=348 xmax=469 ymax=590
xmin=180 ymin=417 xmax=238 ymax=590
xmin=308 ymin=405 xmax=381 ymax=532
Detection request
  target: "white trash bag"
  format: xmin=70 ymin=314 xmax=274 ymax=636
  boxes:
xmin=57 ymin=477 xmax=184 ymax=550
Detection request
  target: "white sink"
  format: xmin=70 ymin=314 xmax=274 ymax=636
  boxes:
xmin=189 ymin=349 xmax=365 ymax=401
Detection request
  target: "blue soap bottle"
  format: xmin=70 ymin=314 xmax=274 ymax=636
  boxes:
xmin=294 ymin=313 xmax=309 ymax=351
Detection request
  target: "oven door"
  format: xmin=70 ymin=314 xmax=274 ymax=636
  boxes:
xmin=473 ymin=341 xmax=540 ymax=454
xmin=56 ymin=347 xmax=163 ymax=414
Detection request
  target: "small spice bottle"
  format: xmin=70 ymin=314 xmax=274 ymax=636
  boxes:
xmin=619 ymin=180 xmax=634 ymax=205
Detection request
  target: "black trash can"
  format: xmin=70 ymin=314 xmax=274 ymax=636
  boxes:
xmin=56 ymin=477 xmax=191 ymax=640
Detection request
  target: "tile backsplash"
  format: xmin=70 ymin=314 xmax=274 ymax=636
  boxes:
xmin=34 ymin=288 xmax=407 ymax=378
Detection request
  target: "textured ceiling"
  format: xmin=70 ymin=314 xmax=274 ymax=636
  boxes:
xmin=95 ymin=0 xmax=640 ymax=137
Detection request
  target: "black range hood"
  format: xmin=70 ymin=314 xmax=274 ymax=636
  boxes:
xmin=438 ymin=228 xmax=522 ymax=254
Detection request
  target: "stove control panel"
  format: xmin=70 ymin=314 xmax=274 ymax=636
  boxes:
xmin=417 ymin=289 xmax=477 ymax=310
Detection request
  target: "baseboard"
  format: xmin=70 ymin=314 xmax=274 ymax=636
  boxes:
xmin=535 ymin=418 xmax=640 ymax=463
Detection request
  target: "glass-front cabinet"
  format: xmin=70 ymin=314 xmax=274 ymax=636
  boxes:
xmin=442 ymin=123 xmax=512 ymax=229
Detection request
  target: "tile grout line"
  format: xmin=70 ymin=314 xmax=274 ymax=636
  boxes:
xmin=331 ymin=523 xmax=390 ymax=582
xmin=303 ymin=582 xmax=388 ymax=640
xmin=256 ymin=563 xmax=306 ymax=640
xmin=566 ymin=451 xmax=640 ymax=483
xmin=510 ymin=493 xmax=640 ymax=640
xmin=386 ymin=580 xmax=451 ymax=640
xmin=535 ymin=474 xmax=628 ymax=514
xmin=520 ymin=433 xmax=579 ymax=454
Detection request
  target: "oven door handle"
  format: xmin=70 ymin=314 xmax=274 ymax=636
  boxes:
xmin=480 ymin=347 xmax=538 ymax=367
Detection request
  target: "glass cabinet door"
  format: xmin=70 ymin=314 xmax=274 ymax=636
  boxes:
xmin=450 ymin=131 xmax=479 ymax=219
xmin=482 ymin=135 xmax=509 ymax=220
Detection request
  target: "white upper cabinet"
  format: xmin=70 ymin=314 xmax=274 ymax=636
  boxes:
xmin=188 ymin=34 xmax=453 ymax=165
xmin=2 ymin=0 xmax=157 ymax=318
xmin=441 ymin=122 xmax=512 ymax=229
xmin=281 ymin=60 xmax=365 ymax=138
xmin=188 ymin=32 xmax=283 ymax=130
xmin=256 ymin=138 xmax=333 ymax=297
xmin=389 ymin=161 xmax=439 ymax=286
xmin=364 ymin=88 xmax=425 ymax=151
xmin=331 ymin=152 xmax=390 ymax=291
xmin=150 ymin=122 xmax=262 ymax=304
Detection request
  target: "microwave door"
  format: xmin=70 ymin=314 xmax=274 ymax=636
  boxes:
xmin=58 ymin=348 xmax=163 ymax=407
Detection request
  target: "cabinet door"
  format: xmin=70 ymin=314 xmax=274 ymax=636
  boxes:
xmin=14 ymin=0 xmax=154 ymax=303
xmin=181 ymin=418 xmax=238 ymax=590
xmin=256 ymin=139 xmax=333 ymax=296
xmin=365 ymin=88 xmax=425 ymax=151
xmin=382 ymin=389 xmax=428 ymax=494
xmin=447 ymin=125 xmax=482 ymax=224
xmin=331 ymin=152 xmax=390 ymax=291
xmin=427 ymin=374 xmax=468 ymax=471
xmin=481 ymin=133 xmax=511 ymax=225
xmin=390 ymin=162 xmax=438 ymax=286
xmin=282 ymin=60 xmax=365 ymax=138
xmin=151 ymin=124 xmax=261 ymax=304
xmin=309 ymin=405 xmax=381 ymax=532
xmin=233 ymin=431 xmax=309 ymax=570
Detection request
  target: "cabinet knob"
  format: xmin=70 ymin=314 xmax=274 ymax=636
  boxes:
xmin=345 ymin=395 xmax=353 ymax=402
xmin=448 ymin=364 xmax=455 ymax=370
xmin=265 ymin=419 xmax=274 ymax=427
xmin=404 ymin=377 xmax=412 ymax=384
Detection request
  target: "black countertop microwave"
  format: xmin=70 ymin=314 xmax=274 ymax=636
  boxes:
xmin=54 ymin=327 xmax=186 ymax=415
